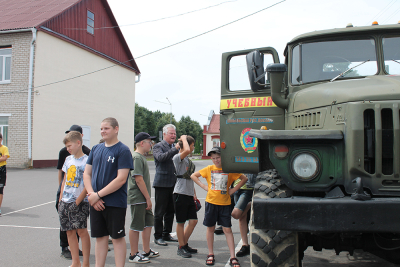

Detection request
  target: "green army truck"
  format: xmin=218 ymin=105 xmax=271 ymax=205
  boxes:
xmin=220 ymin=22 xmax=400 ymax=266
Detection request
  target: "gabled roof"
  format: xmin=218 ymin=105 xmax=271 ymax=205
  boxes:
xmin=205 ymin=114 xmax=220 ymax=134
xmin=0 ymin=0 xmax=79 ymax=31
xmin=0 ymin=0 xmax=139 ymax=73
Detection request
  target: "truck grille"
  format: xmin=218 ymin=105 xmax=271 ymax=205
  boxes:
xmin=294 ymin=112 xmax=321 ymax=129
xmin=364 ymin=107 xmax=399 ymax=176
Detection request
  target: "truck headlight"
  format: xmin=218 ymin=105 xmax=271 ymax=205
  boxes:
xmin=291 ymin=152 xmax=320 ymax=181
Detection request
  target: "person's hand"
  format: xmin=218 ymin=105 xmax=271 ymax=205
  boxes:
xmin=228 ymin=188 xmax=234 ymax=195
xmin=179 ymin=135 xmax=187 ymax=141
xmin=175 ymin=143 xmax=180 ymax=150
xmin=87 ymin=191 xmax=101 ymax=206
xmin=146 ymin=198 xmax=152 ymax=210
xmin=75 ymin=199 xmax=81 ymax=206
xmin=93 ymin=199 xmax=105 ymax=211
xmin=193 ymin=195 xmax=198 ymax=201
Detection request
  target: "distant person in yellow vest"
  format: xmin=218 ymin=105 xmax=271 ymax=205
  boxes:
xmin=0 ymin=133 xmax=10 ymax=215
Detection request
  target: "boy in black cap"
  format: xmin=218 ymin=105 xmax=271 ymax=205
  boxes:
xmin=56 ymin=125 xmax=91 ymax=259
xmin=128 ymin=132 xmax=159 ymax=263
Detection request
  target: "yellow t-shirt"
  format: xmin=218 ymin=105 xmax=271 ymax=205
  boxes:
xmin=0 ymin=145 xmax=10 ymax=167
xmin=198 ymin=165 xmax=242 ymax=206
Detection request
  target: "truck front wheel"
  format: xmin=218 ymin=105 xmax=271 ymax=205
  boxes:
xmin=250 ymin=170 xmax=302 ymax=267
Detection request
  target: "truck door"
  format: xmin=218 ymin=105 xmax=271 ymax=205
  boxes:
xmin=220 ymin=47 xmax=285 ymax=173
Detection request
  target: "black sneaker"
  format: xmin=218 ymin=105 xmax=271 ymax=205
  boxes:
xmin=60 ymin=247 xmax=72 ymax=260
xmin=142 ymin=248 xmax=160 ymax=258
xmin=214 ymin=226 xmax=223 ymax=235
xmin=236 ymin=245 xmax=250 ymax=257
xmin=177 ymin=246 xmax=192 ymax=258
xmin=185 ymin=243 xmax=198 ymax=253
xmin=128 ymin=253 xmax=150 ymax=263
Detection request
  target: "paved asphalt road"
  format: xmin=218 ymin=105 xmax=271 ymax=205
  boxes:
xmin=0 ymin=160 xmax=397 ymax=267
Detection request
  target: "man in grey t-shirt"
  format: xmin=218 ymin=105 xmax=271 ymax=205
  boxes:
xmin=172 ymin=135 xmax=198 ymax=258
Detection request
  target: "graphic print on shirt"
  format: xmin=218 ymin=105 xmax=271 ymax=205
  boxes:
xmin=211 ymin=170 xmax=228 ymax=194
xmin=63 ymin=164 xmax=85 ymax=201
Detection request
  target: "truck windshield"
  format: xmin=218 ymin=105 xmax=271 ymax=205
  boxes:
xmin=383 ymin=36 xmax=400 ymax=74
xmin=291 ymin=38 xmax=377 ymax=84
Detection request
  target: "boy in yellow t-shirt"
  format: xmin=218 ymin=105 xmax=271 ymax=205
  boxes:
xmin=191 ymin=147 xmax=247 ymax=267
xmin=0 ymin=133 xmax=10 ymax=215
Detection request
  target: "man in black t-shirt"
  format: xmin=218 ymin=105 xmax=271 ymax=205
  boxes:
xmin=56 ymin=125 xmax=91 ymax=259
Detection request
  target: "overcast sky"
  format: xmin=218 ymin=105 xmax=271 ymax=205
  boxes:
xmin=107 ymin=0 xmax=400 ymax=126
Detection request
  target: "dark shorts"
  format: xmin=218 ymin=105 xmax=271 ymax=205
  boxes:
xmin=173 ymin=193 xmax=198 ymax=223
xmin=90 ymin=206 xmax=126 ymax=239
xmin=234 ymin=189 xmax=253 ymax=211
xmin=58 ymin=201 xmax=90 ymax=231
xmin=0 ymin=165 xmax=6 ymax=194
xmin=203 ymin=202 xmax=232 ymax=228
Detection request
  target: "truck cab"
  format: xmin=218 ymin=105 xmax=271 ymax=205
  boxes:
xmin=220 ymin=23 xmax=400 ymax=267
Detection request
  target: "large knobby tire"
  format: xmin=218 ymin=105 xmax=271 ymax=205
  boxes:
xmin=250 ymin=170 xmax=301 ymax=267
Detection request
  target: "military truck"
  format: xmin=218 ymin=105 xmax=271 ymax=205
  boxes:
xmin=220 ymin=22 xmax=400 ymax=266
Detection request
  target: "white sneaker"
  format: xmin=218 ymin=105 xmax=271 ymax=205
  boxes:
xmin=129 ymin=253 xmax=150 ymax=263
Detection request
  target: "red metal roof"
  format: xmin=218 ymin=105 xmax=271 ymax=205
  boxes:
xmin=0 ymin=0 xmax=139 ymax=73
xmin=0 ymin=0 xmax=79 ymax=31
xmin=205 ymin=114 xmax=220 ymax=134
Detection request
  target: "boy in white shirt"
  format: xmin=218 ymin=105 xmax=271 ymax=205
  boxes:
xmin=59 ymin=131 xmax=91 ymax=267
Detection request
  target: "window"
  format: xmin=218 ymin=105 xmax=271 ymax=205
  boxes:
xmin=0 ymin=47 xmax=11 ymax=83
xmin=0 ymin=116 xmax=9 ymax=146
xmin=87 ymin=10 xmax=94 ymax=34
xmin=81 ymin=125 xmax=91 ymax=148
xmin=212 ymin=138 xmax=220 ymax=148
xmin=291 ymin=38 xmax=377 ymax=84
xmin=382 ymin=36 xmax=400 ymax=74
xmin=229 ymin=53 xmax=274 ymax=91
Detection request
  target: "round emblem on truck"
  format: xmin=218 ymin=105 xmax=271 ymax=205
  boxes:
xmin=240 ymin=128 xmax=258 ymax=153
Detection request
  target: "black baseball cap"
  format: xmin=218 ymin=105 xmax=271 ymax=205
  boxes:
xmin=207 ymin=146 xmax=221 ymax=156
xmin=135 ymin=132 xmax=157 ymax=143
xmin=65 ymin=125 xmax=83 ymax=134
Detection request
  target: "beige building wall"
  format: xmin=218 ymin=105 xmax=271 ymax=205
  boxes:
xmin=0 ymin=31 xmax=33 ymax=167
xmin=32 ymin=31 xmax=136 ymax=163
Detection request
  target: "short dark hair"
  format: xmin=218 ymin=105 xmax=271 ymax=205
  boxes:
xmin=102 ymin=117 xmax=119 ymax=128
xmin=178 ymin=135 xmax=195 ymax=149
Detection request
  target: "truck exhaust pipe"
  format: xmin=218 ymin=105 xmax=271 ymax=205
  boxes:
xmin=267 ymin=63 xmax=289 ymax=109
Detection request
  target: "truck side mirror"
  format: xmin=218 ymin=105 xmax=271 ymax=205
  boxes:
xmin=246 ymin=50 xmax=265 ymax=92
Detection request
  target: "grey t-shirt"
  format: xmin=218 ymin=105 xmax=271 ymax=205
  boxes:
xmin=172 ymin=153 xmax=195 ymax=196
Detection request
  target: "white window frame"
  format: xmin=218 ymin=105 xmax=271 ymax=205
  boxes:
xmin=0 ymin=114 xmax=10 ymax=146
xmin=81 ymin=125 xmax=91 ymax=148
xmin=0 ymin=47 xmax=12 ymax=84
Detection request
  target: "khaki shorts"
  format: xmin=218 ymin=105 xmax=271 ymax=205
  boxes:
xmin=130 ymin=203 xmax=154 ymax=231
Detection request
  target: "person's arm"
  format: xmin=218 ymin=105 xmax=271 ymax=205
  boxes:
xmin=179 ymin=135 xmax=190 ymax=160
xmin=76 ymin=187 xmax=87 ymax=206
xmin=91 ymin=168 xmax=130 ymax=201
xmin=59 ymin=173 xmax=66 ymax=203
xmin=83 ymin=164 xmax=105 ymax=211
xmin=191 ymin=171 xmax=208 ymax=192
xmin=229 ymin=174 xmax=248 ymax=195
xmin=153 ymin=143 xmax=178 ymax=162
xmin=0 ymin=155 xmax=7 ymax=162
xmin=58 ymin=170 xmax=63 ymax=185
xmin=193 ymin=187 xmax=197 ymax=200
xmin=134 ymin=175 xmax=152 ymax=210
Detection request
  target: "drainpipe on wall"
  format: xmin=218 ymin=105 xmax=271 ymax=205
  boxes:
xmin=28 ymin=28 xmax=37 ymax=165
xmin=135 ymin=74 xmax=141 ymax=83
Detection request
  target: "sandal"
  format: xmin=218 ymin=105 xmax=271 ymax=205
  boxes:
xmin=230 ymin=257 xmax=240 ymax=267
xmin=206 ymin=254 xmax=215 ymax=265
